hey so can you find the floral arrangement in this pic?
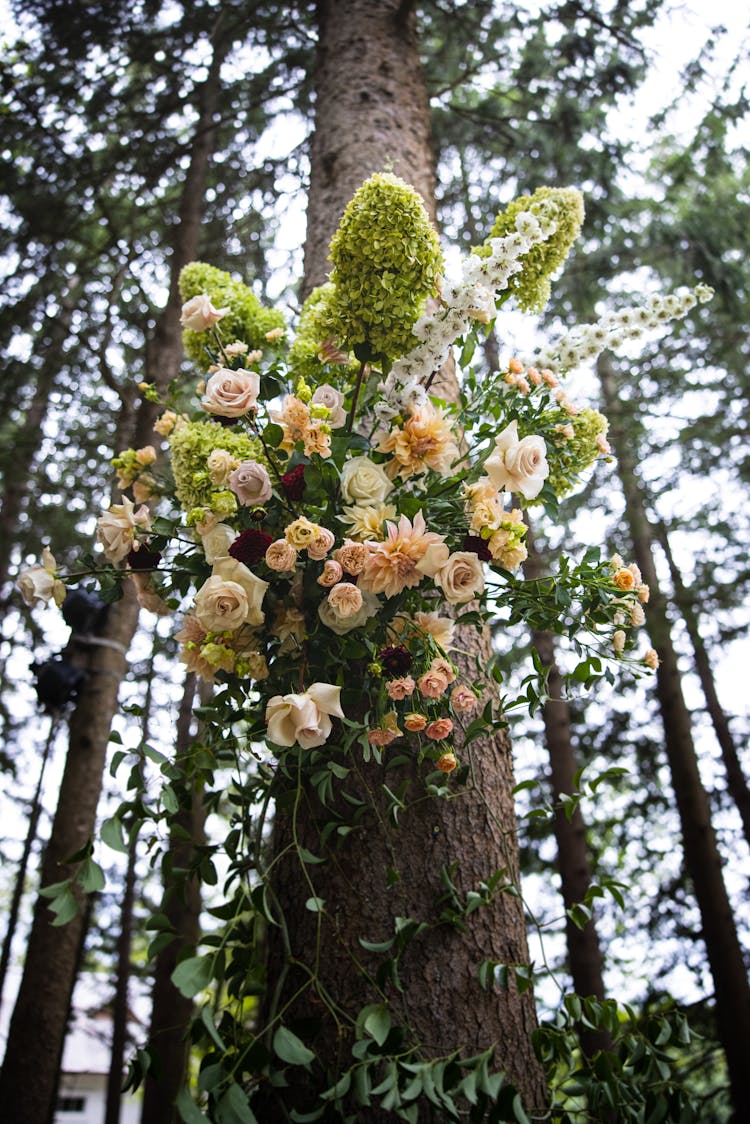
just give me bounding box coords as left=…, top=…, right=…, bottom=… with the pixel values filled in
left=18, top=172, right=712, bottom=1119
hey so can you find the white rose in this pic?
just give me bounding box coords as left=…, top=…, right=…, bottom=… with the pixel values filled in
left=193, top=576, right=249, bottom=631
left=484, top=421, right=549, bottom=499
left=435, top=551, right=486, bottom=604
left=340, top=456, right=393, bottom=506
left=18, top=547, right=66, bottom=608
left=201, top=367, right=260, bottom=418
left=213, top=556, right=268, bottom=626
left=180, top=293, right=229, bottom=332
left=265, top=682, right=344, bottom=749
left=200, top=523, right=237, bottom=564
left=318, top=589, right=380, bottom=635
left=312, top=384, right=346, bottom=428
left=96, top=496, right=151, bottom=563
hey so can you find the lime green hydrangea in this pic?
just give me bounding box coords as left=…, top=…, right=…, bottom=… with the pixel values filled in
left=169, top=418, right=265, bottom=514
left=179, top=263, right=285, bottom=371
left=477, top=187, right=584, bottom=312
left=327, top=172, right=444, bottom=362
left=547, top=407, right=608, bottom=497
left=288, top=283, right=346, bottom=377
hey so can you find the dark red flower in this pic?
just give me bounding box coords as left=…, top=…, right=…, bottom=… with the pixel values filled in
left=378, top=644, right=413, bottom=676
left=229, top=529, right=273, bottom=567
left=126, top=546, right=162, bottom=570
left=462, top=534, right=492, bottom=562
left=281, top=464, right=306, bottom=501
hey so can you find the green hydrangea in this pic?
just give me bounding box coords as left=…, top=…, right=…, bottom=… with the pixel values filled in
left=478, top=187, right=584, bottom=312
left=169, top=418, right=265, bottom=514
left=288, top=283, right=355, bottom=379
left=327, top=172, right=444, bottom=362
left=179, top=262, right=285, bottom=371
left=547, top=407, right=608, bottom=498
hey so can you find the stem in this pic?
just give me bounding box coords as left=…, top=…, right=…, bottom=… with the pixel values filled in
left=345, top=361, right=369, bottom=434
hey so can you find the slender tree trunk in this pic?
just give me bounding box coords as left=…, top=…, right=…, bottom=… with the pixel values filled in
left=141, top=674, right=207, bottom=1124
left=0, top=716, right=59, bottom=1018
left=598, top=353, right=750, bottom=1122
left=653, top=518, right=750, bottom=849
left=0, top=26, right=229, bottom=1120
left=258, top=3, right=546, bottom=1117
left=524, top=528, right=613, bottom=1058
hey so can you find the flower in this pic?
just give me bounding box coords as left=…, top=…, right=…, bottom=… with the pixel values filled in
left=340, top=456, right=394, bottom=506
left=378, top=401, right=459, bottom=480
left=411, top=611, right=455, bottom=652
left=307, top=527, right=336, bottom=561
left=326, top=582, right=363, bottom=619
left=612, top=629, right=626, bottom=653
left=644, top=648, right=660, bottom=670
left=302, top=420, right=332, bottom=458
left=97, top=496, right=151, bottom=563
left=273, top=605, right=306, bottom=651
left=318, top=590, right=380, bottom=635
left=334, top=539, right=368, bottom=575
left=265, top=540, right=298, bottom=571
left=281, top=464, right=306, bottom=501
left=484, top=421, right=549, bottom=500
left=201, top=522, right=237, bottom=564
left=265, top=682, right=344, bottom=749
left=194, top=557, right=268, bottom=631
left=339, top=502, right=397, bottom=541
left=180, top=292, right=229, bottom=331
left=436, top=752, right=458, bottom=773
left=229, top=461, right=272, bottom=506
left=312, top=384, right=346, bottom=428
left=462, top=534, right=493, bottom=562
left=206, top=449, right=238, bottom=487
left=612, top=567, right=636, bottom=591
left=450, top=685, right=479, bottom=712
left=386, top=676, right=416, bottom=700
left=130, top=572, right=171, bottom=616
left=378, top=644, right=413, bottom=675
left=229, top=529, right=273, bottom=567
left=154, top=410, right=179, bottom=436
left=17, top=547, right=66, bottom=608
left=367, top=710, right=402, bottom=747
left=425, top=718, right=454, bottom=740
left=435, top=551, right=485, bottom=604
left=404, top=712, right=428, bottom=732
left=201, top=367, right=260, bottom=418
left=418, top=665, right=452, bottom=700
left=285, top=516, right=323, bottom=551
left=359, top=511, right=448, bottom=599
left=317, top=559, right=343, bottom=587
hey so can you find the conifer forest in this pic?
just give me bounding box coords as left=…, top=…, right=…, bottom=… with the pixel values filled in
left=0, top=2, right=748, bottom=1122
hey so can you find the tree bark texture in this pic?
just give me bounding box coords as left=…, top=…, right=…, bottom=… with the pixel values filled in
left=258, top=2, right=546, bottom=1117
left=654, top=518, right=750, bottom=850
left=0, top=583, right=140, bottom=1124
left=598, top=353, right=750, bottom=1123
left=524, top=529, right=613, bottom=1058
left=141, top=674, right=207, bottom=1124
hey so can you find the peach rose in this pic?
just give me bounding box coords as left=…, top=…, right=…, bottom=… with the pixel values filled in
left=436, top=752, right=458, bottom=773
left=318, top=590, right=379, bottom=636
left=612, top=568, right=635, bottom=591
left=265, top=539, right=298, bottom=572
left=404, top=713, right=427, bottom=732
left=326, top=582, right=363, bottom=620
left=417, top=667, right=451, bottom=699
left=386, top=676, right=416, bottom=700
left=334, top=539, right=368, bottom=575
left=265, top=682, right=344, bottom=749
left=425, top=718, right=454, bottom=740
left=450, top=685, right=479, bottom=713
left=201, top=367, right=260, bottom=417
left=307, top=527, right=336, bottom=561
left=317, top=560, right=343, bottom=587
left=180, top=293, right=229, bottom=331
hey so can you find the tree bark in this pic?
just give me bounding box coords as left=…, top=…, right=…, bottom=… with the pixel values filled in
left=257, top=2, right=546, bottom=1117
left=141, top=675, right=207, bottom=1124
left=598, top=353, right=750, bottom=1123
left=524, top=528, right=613, bottom=1058
left=653, top=518, right=750, bottom=849
left=0, top=25, right=229, bottom=1120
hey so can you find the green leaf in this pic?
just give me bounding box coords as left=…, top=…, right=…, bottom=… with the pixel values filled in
left=171, top=955, right=213, bottom=998
left=101, top=816, right=128, bottom=854
left=78, top=857, right=105, bottom=893
left=363, top=1004, right=391, bottom=1046
left=49, top=886, right=79, bottom=927
left=216, top=1082, right=259, bottom=1124
left=200, top=1004, right=226, bottom=1052
left=176, top=1087, right=210, bottom=1123
left=264, top=422, right=284, bottom=447
left=305, top=896, right=325, bottom=912
left=273, top=1025, right=315, bottom=1067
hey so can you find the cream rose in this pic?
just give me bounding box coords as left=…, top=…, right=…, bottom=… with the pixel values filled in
left=340, top=456, right=394, bottom=505
left=435, top=551, right=485, bottom=604
left=326, top=582, right=363, bottom=620
left=484, top=421, right=549, bottom=499
left=18, top=548, right=66, bottom=609
left=194, top=557, right=268, bottom=631
left=180, top=293, right=230, bottom=331
left=229, top=461, right=272, bottom=506
left=318, top=589, right=379, bottom=635
left=312, top=384, right=346, bottom=428
left=96, top=496, right=151, bottom=563
left=265, top=682, right=344, bottom=749
left=207, top=449, right=238, bottom=487
left=201, top=367, right=260, bottom=418
left=200, top=523, right=236, bottom=564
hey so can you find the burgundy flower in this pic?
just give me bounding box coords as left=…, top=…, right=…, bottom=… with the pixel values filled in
left=281, top=464, right=306, bottom=501
left=126, top=546, right=162, bottom=571
left=378, top=644, right=413, bottom=676
left=229, top=529, right=273, bottom=567
left=462, top=534, right=492, bottom=562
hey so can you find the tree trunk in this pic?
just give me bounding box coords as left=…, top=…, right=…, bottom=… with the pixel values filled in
left=140, top=673, right=207, bottom=1124
left=653, top=518, right=750, bottom=849
left=524, top=528, right=613, bottom=1058
left=598, top=353, right=750, bottom=1123
left=0, top=26, right=229, bottom=1120
left=104, top=832, right=138, bottom=1124
left=257, top=2, right=546, bottom=1117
